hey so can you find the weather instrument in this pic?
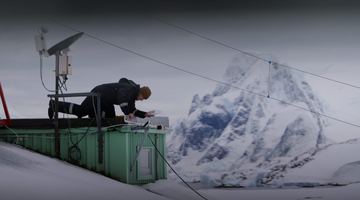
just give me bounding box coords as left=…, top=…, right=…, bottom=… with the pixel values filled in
left=34, top=28, right=84, bottom=158
left=35, top=28, right=83, bottom=77
left=34, top=28, right=104, bottom=163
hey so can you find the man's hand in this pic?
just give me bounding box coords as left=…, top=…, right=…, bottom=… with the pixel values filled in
left=126, top=113, right=136, bottom=121
left=145, top=110, right=155, bottom=117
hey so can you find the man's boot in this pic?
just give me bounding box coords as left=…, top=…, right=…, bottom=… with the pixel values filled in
left=48, top=100, right=54, bottom=119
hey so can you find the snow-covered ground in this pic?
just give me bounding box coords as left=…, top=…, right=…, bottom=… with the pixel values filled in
left=1, top=141, right=360, bottom=200
left=146, top=180, right=360, bottom=200
left=200, top=184, right=360, bottom=200
left=0, top=142, right=169, bottom=200
left=281, top=138, right=360, bottom=186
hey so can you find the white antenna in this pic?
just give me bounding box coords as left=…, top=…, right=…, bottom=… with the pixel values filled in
left=34, top=26, right=49, bottom=57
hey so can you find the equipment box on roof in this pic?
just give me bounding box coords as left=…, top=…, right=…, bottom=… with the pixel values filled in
left=0, top=117, right=168, bottom=185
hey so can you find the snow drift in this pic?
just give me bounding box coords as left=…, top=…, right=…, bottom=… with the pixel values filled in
left=331, top=161, right=360, bottom=185
left=281, top=138, right=360, bottom=186
left=0, top=142, right=169, bottom=200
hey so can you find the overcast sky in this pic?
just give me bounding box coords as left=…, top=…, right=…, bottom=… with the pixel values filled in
left=1, top=0, right=360, bottom=142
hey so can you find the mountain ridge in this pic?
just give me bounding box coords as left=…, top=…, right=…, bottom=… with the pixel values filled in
left=167, top=53, right=329, bottom=186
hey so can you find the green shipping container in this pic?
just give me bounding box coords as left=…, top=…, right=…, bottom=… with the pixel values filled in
left=0, top=118, right=168, bottom=185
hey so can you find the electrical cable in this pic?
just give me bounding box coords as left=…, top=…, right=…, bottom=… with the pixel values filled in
left=147, top=133, right=209, bottom=200
left=50, top=93, right=100, bottom=161
left=268, top=61, right=271, bottom=98
left=154, top=18, right=268, bottom=63
left=68, top=119, right=95, bottom=162
left=50, top=21, right=360, bottom=129
left=153, top=18, right=360, bottom=90
left=117, top=121, right=208, bottom=200
left=39, top=54, right=55, bottom=92
left=67, top=94, right=100, bottom=161
left=56, top=83, right=96, bottom=162
left=57, top=85, right=76, bottom=161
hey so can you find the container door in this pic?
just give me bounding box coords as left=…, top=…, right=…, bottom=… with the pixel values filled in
left=137, top=147, right=155, bottom=180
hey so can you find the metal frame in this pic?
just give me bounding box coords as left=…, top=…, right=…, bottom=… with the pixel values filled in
left=41, top=32, right=84, bottom=161
left=47, top=92, right=104, bottom=164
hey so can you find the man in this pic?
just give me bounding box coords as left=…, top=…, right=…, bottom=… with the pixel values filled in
left=48, top=78, right=154, bottom=119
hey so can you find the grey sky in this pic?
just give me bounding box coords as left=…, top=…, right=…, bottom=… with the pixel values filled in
left=1, top=2, right=360, bottom=142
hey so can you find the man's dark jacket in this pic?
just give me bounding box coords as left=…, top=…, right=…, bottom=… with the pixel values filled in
left=91, top=78, right=146, bottom=118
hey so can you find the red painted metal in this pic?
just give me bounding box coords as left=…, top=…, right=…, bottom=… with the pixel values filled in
left=0, top=82, right=11, bottom=126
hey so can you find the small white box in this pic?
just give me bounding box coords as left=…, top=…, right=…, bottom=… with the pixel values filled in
left=34, top=35, right=46, bottom=53
left=59, top=55, right=72, bottom=75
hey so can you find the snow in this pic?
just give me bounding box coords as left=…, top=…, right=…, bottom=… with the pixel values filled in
left=331, top=161, right=360, bottom=185
left=144, top=180, right=360, bottom=200
left=200, top=184, right=360, bottom=200
left=0, top=142, right=169, bottom=200
left=2, top=141, right=360, bottom=200
left=143, top=180, right=204, bottom=200
left=282, top=138, right=360, bottom=185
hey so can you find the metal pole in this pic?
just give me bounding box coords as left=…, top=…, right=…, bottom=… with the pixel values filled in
left=97, top=93, right=103, bottom=164
left=54, top=51, right=60, bottom=158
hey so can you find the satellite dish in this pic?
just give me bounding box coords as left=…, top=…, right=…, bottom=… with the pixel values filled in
left=47, top=32, right=84, bottom=56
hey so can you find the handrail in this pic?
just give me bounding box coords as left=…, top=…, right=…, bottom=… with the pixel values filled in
left=48, top=92, right=104, bottom=164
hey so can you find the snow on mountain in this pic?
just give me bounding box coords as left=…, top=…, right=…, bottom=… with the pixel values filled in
left=167, top=53, right=329, bottom=187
